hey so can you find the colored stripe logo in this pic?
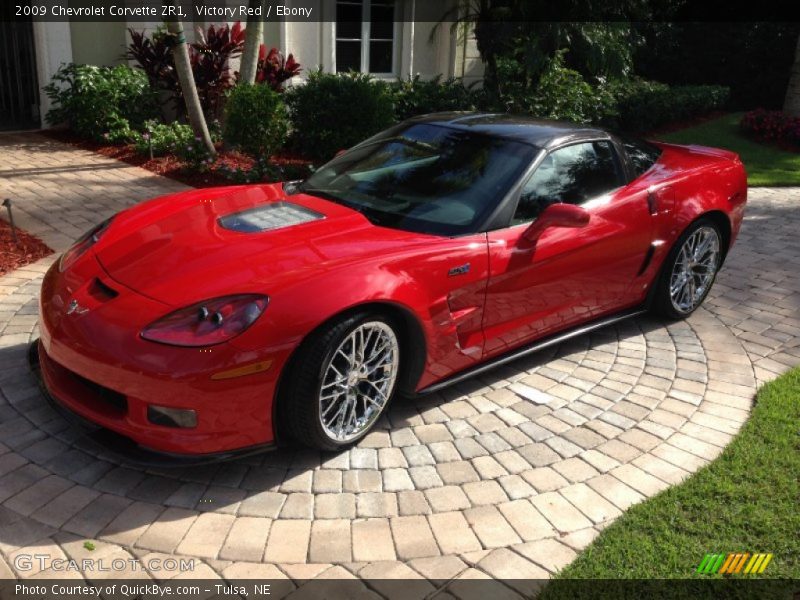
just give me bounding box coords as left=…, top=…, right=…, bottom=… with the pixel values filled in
left=696, top=553, right=773, bottom=574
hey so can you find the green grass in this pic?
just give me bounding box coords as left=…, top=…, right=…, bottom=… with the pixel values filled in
left=658, top=112, right=800, bottom=187
left=542, top=367, right=800, bottom=592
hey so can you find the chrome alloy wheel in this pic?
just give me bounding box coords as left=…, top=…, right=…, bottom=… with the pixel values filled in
left=669, top=226, right=720, bottom=314
left=318, top=321, right=399, bottom=442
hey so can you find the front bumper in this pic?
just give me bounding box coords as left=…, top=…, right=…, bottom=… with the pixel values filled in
left=30, top=340, right=274, bottom=466
left=37, top=257, right=287, bottom=456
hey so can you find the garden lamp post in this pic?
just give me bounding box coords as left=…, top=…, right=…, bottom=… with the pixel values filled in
left=2, top=199, right=18, bottom=244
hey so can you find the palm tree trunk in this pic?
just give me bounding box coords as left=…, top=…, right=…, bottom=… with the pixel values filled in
left=162, top=1, right=215, bottom=156
left=784, top=34, right=800, bottom=117
left=239, top=0, right=264, bottom=85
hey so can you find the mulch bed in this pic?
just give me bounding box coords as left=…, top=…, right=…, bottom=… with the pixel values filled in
left=42, top=129, right=311, bottom=189
left=0, top=219, right=53, bottom=277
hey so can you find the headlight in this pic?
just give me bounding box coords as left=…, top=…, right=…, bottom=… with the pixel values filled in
left=141, top=294, right=269, bottom=347
left=59, top=217, right=113, bottom=272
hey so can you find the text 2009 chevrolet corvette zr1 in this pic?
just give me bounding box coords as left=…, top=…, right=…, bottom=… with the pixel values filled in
left=36, top=113, right=747, bottom=455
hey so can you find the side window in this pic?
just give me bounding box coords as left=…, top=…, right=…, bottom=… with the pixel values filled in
left=512, top=141, right=623, bottom=225
left=620, top=136, right=662, bottom=179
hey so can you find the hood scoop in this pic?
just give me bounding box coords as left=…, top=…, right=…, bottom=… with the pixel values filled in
left=218, top=201, right=324, bottom=233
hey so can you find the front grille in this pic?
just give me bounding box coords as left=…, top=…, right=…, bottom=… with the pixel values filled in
left=71, top=370, right=128, bottom=413
left=43, top=351, right=128, bottom=416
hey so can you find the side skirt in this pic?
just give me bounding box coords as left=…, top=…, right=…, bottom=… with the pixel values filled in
left=418, top=307, right=648, bottom=395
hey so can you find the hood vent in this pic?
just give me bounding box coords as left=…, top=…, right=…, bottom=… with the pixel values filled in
left=218, top=202, right=324, bottom=233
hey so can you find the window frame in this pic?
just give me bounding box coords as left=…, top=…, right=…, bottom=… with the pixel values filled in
left=507, top=138, right=627, bottom=228
left=334, top=0, right=399, bottom=76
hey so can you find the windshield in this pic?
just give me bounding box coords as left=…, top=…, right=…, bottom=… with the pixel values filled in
left=294, top=123, right=538, bottom=236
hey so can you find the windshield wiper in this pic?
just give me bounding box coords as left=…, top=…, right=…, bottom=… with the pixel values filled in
left=298, top=187, right=347, bottom=205
left=300, top=187, right=372, bottom=215
left=299, top=186, right=392, bottom=226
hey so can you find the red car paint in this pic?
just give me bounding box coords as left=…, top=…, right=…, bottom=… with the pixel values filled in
left=37, top=130, right=747, bottom=456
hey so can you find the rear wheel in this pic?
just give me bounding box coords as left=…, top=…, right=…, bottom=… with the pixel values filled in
left=652, top=219, right=722, bottom=319
left=282, top=312, right=401, bottom=451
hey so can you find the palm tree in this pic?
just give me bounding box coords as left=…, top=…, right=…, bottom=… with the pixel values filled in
left=239, top=0, right=265, bottom=85
left=784, top=34, right=800, bottom=117
left=162, top=0, right=215, bottom=156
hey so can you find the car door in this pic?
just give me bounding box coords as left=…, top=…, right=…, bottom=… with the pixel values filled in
left=482, top=139, right=653, bottom=356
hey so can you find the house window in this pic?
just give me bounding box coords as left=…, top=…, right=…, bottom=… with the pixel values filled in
left=335, top=0, right=396, bottom=74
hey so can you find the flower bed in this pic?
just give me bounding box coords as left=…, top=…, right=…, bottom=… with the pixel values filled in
left=740, top=109, right=800, bottom=150
left=43, top=129, right=312, bottom=189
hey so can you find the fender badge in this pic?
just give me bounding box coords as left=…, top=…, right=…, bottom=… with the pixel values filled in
left=448, top=263, right=471, bottom=277
left=66, top=299, right=88, bottom=315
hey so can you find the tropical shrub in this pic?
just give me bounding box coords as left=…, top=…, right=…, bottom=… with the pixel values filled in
left=494, top=52, right=618, bottom=125
left=127, top=23, right=245, bottom=119
left=286, top=70, right=395, bottom=162
left=740, top=109, right=800, bottom=144
left=44, top=63, right=158, bottom=142
left=609, top=79, right=729, bottom=132
left=223, top=84, right=289, bottom=157
left=255, top=45, right=302, bottom=91
left=390, top=75, right=478, bottom=121
left=133, top=120, right=194, bottom=156
left=191, top=22, right=246, bottom=117
left=126, top=28, right=173, bottom=91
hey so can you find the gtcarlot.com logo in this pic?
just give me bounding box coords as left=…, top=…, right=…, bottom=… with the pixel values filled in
left=13, top=554, right=195, bottom=573
left=696, top=552, right=773, bottom=575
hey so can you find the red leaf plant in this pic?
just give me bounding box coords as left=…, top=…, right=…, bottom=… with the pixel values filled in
left=254, top=44, right=302, bottom=91
left=127, top=22, right=245, bottom=119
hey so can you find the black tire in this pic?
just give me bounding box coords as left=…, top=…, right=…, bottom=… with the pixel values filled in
left=651, top=218, right=723, bottom=320
left=280, top=311, right=401, bottom=451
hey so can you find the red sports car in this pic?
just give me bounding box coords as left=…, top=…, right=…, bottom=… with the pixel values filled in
left=35, top=114, right=747, bottom=457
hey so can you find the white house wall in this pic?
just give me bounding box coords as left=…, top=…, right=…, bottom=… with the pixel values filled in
left=33, top=0, right=483, bottom=125
left=453, top=24, right=484, bottom=86
left=32, top=21, right=73, bottom=124
left=70, top=21, right=127, bottom=67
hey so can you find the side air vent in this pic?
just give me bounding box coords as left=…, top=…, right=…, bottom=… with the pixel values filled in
left=637, top=243, right=657, bottom=276
left=218, top=202, right=324, bottom=233
left=88, top=278, right=119, bottom=302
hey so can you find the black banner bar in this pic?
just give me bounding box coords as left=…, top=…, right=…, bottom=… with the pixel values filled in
left=3, top=578, right=799, bottom=600
left=4, top=0, right=800, bottom=23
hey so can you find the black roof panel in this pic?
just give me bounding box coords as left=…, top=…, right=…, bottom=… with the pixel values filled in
left=408, top=112, right=611, bottom=148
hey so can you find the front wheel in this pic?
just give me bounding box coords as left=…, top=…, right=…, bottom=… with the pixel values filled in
left=281, top=313, right=401, bottom=451
left=652, top=219, right=722, bottom=319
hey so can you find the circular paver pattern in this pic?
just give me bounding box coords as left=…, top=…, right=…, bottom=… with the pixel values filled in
left=1, top=135, right=799, bottom=591
left=2, top=276, right=752, bottom=577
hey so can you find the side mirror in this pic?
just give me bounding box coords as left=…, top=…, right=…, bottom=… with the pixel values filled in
left=522, top=203, right=590, bottom=242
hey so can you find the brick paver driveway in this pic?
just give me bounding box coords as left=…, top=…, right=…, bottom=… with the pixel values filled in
left=1, top=133, right=799, bottom=592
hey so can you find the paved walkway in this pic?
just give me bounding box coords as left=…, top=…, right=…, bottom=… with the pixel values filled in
left=1, top=133, right=799, bottom=593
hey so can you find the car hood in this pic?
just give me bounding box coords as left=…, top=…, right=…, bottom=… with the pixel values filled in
left=95, top=183, right=430, bottom=306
